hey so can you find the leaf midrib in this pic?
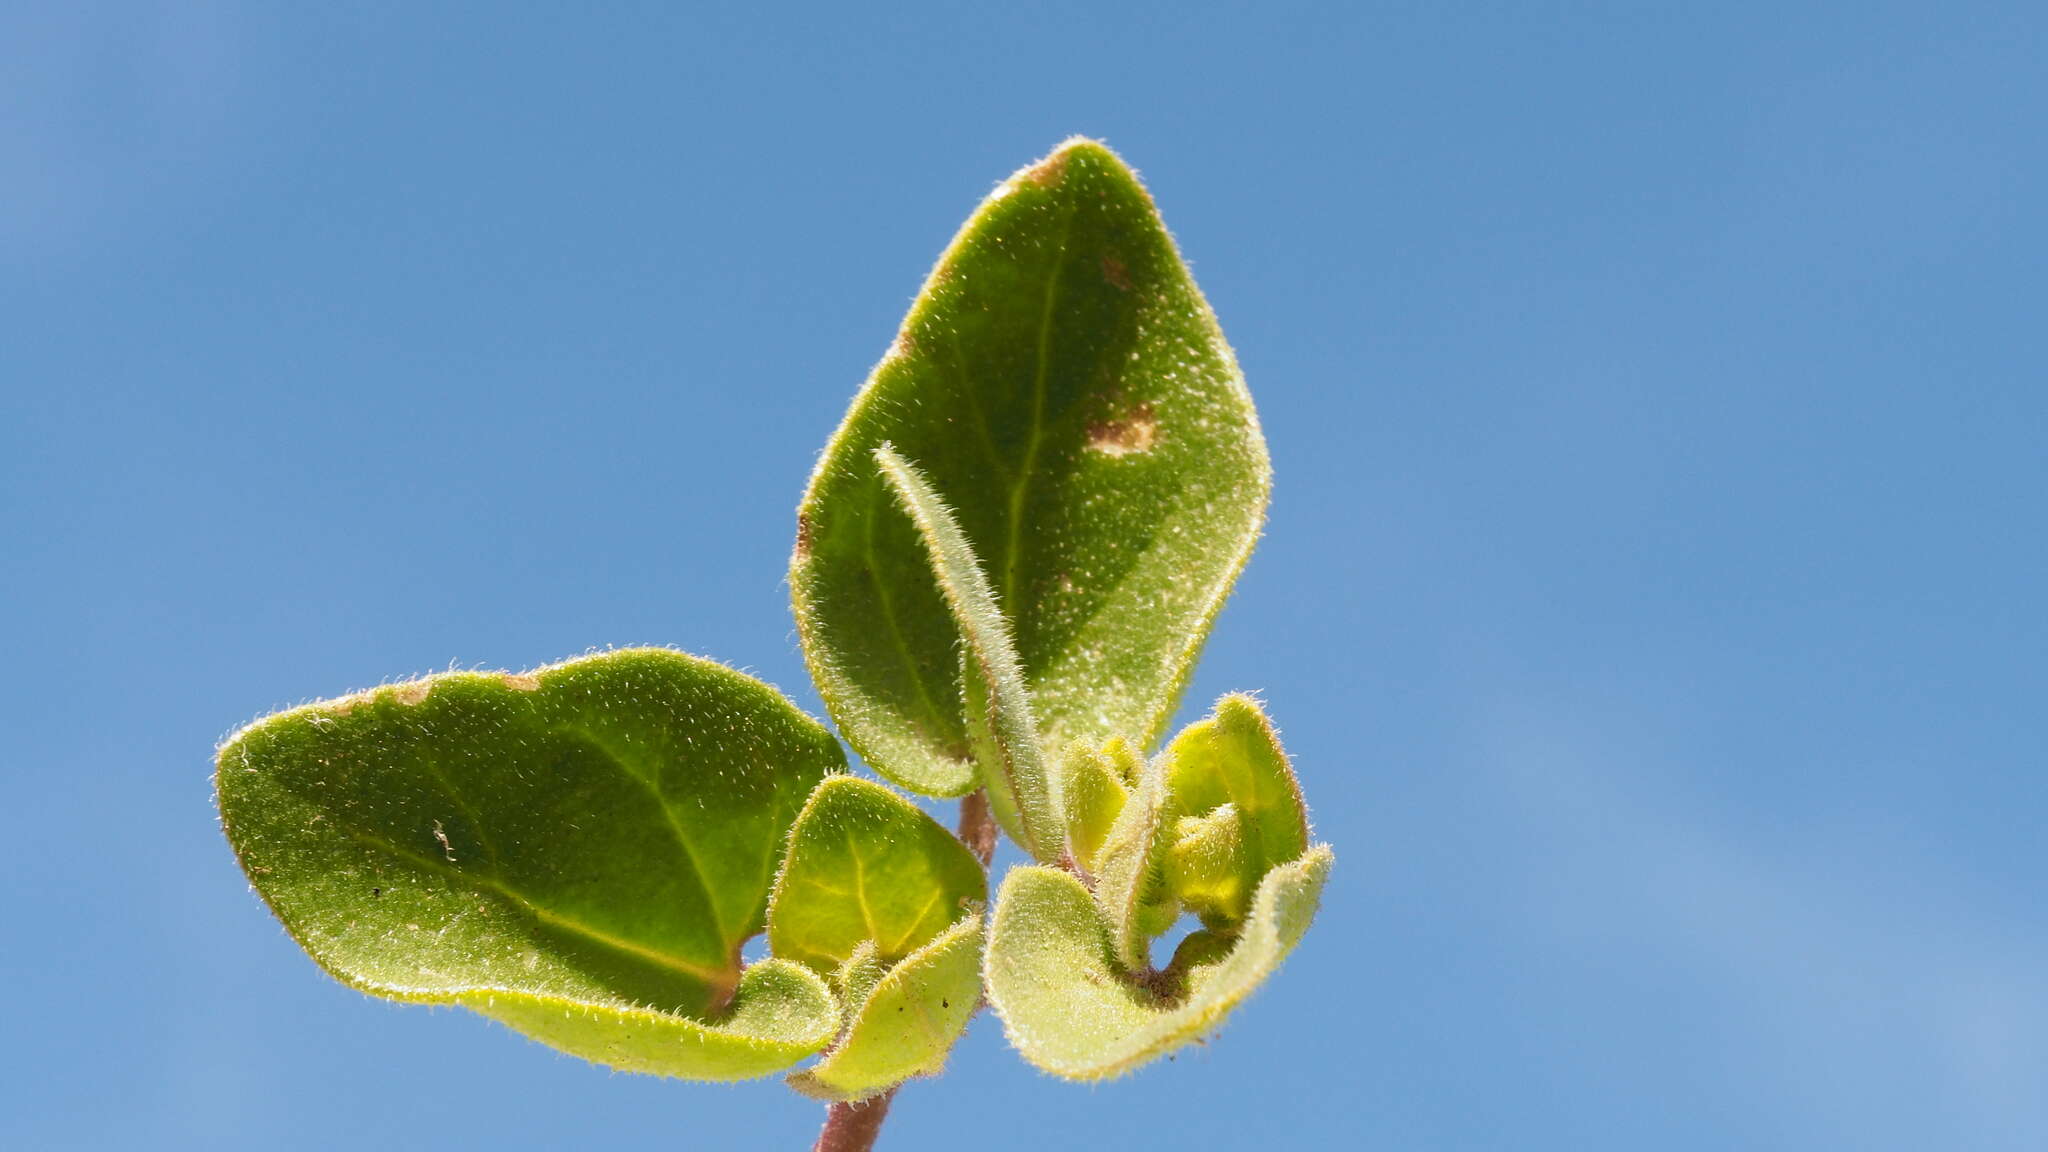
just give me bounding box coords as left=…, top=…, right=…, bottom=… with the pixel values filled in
left=555, top=721, right=739, bottom=944
left=1000, top=201, right=1079, bottom=615
left=340, top=827, right=730, bottom=987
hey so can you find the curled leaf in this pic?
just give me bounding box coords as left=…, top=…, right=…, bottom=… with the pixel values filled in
left=984, top=846, right=1334, bottom=1080
left=1054, top=740, right=1131, bottom=874
left=1161, top=695, right=1310, bottom=929
left=788, top=916, right=984, bottom=1102
left=768, top=775, right=987, bottom=1100
left=1164, top=803, right=1251, bottom=925
left=1090, top=744, right=1179, bottom=971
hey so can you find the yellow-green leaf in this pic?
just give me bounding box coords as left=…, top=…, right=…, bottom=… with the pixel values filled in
left=983, top=846, right=1333, bottom=1081
left=767, top=775, right=986, bottom=973
left=787, top=916, right=984, bottom=1102
left=1161, top=695, right=1310, bottom=928
left=1091, top=744, right=1179, bottom=971
left=1054, top=740, right=1131, bottom=874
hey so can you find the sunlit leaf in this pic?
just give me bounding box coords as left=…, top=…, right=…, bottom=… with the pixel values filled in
left=873, top=445, right=1058, bottom=860
left=787, top=916, right=984, bottom=1102
left=1161, top=695, right=1310, bottom=928
left=215, top=648, right=842, bottom=1080
left=768, top=775, right=986, bottom=1100
left=1054, top=740, right=1131, bottom=874
left=983, top=846, right=1333, bottom=1081
left=792, top=137, right=1269, bottom=799
left=767, top=775, right=986, bottom=973
left=1090, top=744, right=1179, bottom=970
left=1164, top=803, right=1249, bottom=925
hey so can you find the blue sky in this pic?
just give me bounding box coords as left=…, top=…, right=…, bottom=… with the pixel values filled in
left=4, top=3, right=2044, bottom=1148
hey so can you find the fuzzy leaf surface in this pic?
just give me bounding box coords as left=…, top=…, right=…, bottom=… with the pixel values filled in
left=984, top=846, right=1333, bottom=1080
left=767, top=775, right=986, bottom=973
left=788, top=915, right=984, bottom=1102
left=215, top=648, right=842, bottom=1079
left=1055, top=741, right=1131, bottom=874
left=1091, top=744, right=1178, bottom=970
left=1162, top=695, right=1310, bottom=926
left=792, top=137, right=1269, bottom=798
left=873, top=445, right=1058, bottom=859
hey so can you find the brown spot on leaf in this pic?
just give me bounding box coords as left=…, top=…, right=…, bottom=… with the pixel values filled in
left=1086, top=404, right=1159, bottom=457
left=500, top=673, right=539, bottom=692
left=393, top=682, right=432, bottom=705
left=795, top=512, right=815, bottom=562
left=1101, top=254, right=1131, bottom=291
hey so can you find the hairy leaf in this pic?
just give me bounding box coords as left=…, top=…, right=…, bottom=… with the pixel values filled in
left=792, top=137, right=1269, bottom=799
left=787, top=916, right=984, bottom=1102
left=983, top=846, right=1333, bottom=1081
left=215, top=648, right=843, bottom=1080
left=874, top=445, right=1058, bottom=860
left=1054, top=740, right=1131, bottom=874
left=1164, top=803, right=1250, bottom=925
left=1091, top=744, right=1179, bottom=970
left=1161, top=695, right=1309, bottom=927
left=767, top=775, right=986, bottom=973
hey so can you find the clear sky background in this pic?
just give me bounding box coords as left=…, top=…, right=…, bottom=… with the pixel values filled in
left=5, top=3, right=2044, bottom=1149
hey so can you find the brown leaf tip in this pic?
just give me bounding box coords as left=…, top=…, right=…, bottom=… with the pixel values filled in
left=1021, top=149, right=1070, bottom=189
left=795, top=511, right=816, bottom=562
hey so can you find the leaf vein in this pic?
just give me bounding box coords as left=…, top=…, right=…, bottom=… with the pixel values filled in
left=1001, top=201, right=1080, bottom=611
left=338, top=827, right=728, bottom=986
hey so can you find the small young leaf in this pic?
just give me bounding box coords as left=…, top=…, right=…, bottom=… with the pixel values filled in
left=767, top=774, right=986, bottom=973
left=1161, top=695, right=1310, bottom=928
left=983, top=846, right=1334, bottom=1081
left=832, top=940, right=888, bottom=1010
left=1054, top=741, right=1131, bottom=874
left=787, top=916, right=984, bottom=1102
left=792, top=137, right=1270, bottom=799
left=1090, top=744, right=1179, bottom=971
left=215, top=648, right=843, bottom=1080
left=874, top=444, right=1058, bottom=861
left=1164, top=803, right=1251, bottom=925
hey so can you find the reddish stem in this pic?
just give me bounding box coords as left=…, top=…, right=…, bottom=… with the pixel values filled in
left=812, top=1089, right=897, bottom=1152
left=956, top=788, right=997, bottom=866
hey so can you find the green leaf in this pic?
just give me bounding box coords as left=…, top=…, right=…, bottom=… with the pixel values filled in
left=1053, top=740, right=1131, bottom=874
left=831, top=940, right=889, bottom=1010
left=768, top=775, right=986, bottom=1100
left=1161, top=695, right=1310, bottom=928
left=1164, top=803, right=1250, bottom=925
left=476, top=958, right=838, bottom=1080
left=983, top=846, right=1334, bottom=1081
left=215, top=648, right=843, bottom=1080
left=873, top=444, right=1060, bottom=860
left=767, top=774, right=986, bottom=973
left=792, top=137, right=1270, bottom=799
left=787, top=915, right=984, bottom=1102
left=1090, top=743, right=1179, bottom=971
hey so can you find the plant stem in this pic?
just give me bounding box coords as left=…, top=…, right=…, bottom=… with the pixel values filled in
left=957, top=788, right=997, bottom=866
left=813, top=1089, right=897, bottom=1152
